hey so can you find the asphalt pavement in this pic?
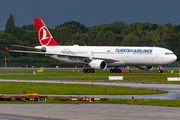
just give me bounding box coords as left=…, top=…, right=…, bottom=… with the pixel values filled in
left=0, top=104, right=180, bottom=120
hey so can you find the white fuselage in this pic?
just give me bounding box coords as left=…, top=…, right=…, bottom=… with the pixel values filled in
left=36, top=45, right=177, bottom=67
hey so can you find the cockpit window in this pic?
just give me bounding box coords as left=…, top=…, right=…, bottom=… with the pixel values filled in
left=165, top=52, right=174, bottom=55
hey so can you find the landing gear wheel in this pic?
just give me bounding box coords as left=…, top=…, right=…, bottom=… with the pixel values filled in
left=91, top=69, right=95, bottom=73
left=83, top=69, right=87, bottom=73
left=110, top=69, right=114, bottom=73
left=158, top=69, right=163, bottom=73
left=117, top=69, right=121, bottom=73
left=87, top=69, right=91, bottom=73
left=114, top=69, right=118, bottom=73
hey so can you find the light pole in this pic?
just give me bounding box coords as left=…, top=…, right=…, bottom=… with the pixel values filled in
left=5, top=56, right=6, bottom=67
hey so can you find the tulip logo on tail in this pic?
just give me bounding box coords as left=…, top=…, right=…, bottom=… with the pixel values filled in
left=38, top=26, right=51, bottom=46
left=34, top=18, right=60, bottom=46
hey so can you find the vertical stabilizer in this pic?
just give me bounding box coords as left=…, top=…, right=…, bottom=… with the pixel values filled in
left=34, top=18, right=60, bottom=46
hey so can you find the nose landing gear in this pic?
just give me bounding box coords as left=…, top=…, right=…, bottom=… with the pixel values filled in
left=158, top=69, right=163, bottom=73
left=157, top=66, right=163, bottom=73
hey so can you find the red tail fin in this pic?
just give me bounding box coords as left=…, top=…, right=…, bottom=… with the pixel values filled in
left=34, top=18, right=61, bottom=46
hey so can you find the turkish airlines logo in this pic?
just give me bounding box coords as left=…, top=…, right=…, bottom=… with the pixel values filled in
left=38, top=26, right=51, bottom=46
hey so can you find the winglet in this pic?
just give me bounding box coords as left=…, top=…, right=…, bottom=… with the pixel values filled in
left=3, top=46, right=11, bottom=51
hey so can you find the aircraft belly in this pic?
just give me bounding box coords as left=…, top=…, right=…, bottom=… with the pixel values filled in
left=152, top=58, right=169, bottom=65
left=121, top=54, right=153, bottom=66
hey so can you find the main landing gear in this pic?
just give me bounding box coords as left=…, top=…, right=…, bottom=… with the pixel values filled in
left=83, top=68, right=95, bottom=73
left=109, top=68, right=121, bottom=73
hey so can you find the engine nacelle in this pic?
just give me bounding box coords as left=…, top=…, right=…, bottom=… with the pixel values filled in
left=88, top=60, right=107, bottom=70
left=136, top=66, right=153, bottom=71
left=41, top=47, right=46, bottom=52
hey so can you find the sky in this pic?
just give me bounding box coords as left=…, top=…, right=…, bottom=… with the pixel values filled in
left=0, top=0, right=180, bottom=30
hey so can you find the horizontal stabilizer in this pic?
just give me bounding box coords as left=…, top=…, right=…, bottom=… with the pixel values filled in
left=3, top=46, right=11, bottom=51
left=11, top=45, right=40, bottom=50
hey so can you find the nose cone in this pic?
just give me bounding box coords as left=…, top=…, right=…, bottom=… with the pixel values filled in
left=173, top=54, right=177, bottom=62
left=165, top=54, right=177, bottom=64
left=169, top=54, right=177, bottom=63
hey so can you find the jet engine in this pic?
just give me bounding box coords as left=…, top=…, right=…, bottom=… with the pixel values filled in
left=40, top=47, right=46, bottom=52
left=88, top=60, right=107, bottom=70
left=136, top=66, right=153, bottom=70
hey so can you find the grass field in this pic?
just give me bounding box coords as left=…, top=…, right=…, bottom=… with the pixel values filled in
left=0, top=69, right=179, bottom=106
left=0, top=69, right=168, bottom=95
left=0, top=69, right=180, bottom=84
left=0, top=82, right=167, bottom=95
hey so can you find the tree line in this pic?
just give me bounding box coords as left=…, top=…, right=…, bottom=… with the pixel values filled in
left=0, top=14, right=180, bottom=67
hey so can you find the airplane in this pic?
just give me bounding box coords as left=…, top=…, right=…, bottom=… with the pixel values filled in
left=3, top=18, right=177, bottom=73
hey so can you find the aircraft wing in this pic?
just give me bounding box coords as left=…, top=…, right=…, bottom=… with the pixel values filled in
left=3, top=46, right=119, bottom=63
left=3, top=45, right=89, bottom=57
left=11, top=45, right=40, bottom=50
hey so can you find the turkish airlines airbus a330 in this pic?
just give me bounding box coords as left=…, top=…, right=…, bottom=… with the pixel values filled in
left=3, top=18, right=177, bottom=73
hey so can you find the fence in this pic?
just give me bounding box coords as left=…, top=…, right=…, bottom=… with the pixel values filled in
left=0, top=63, right=50, bottom=68
left=163, top=62, right=180, bottom=67
left=0, top=62, right=179, bottom=68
